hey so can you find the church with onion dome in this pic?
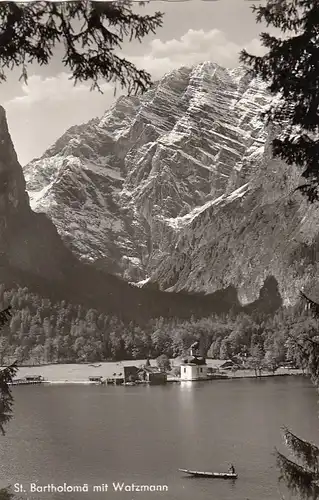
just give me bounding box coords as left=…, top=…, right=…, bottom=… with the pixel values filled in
left=180, top=341, right=209, bottom=381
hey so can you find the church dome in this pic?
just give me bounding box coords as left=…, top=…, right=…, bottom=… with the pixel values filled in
left=182, top=355, right=206, bottom=365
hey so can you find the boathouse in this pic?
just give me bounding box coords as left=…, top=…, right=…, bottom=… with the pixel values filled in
left=180, top=341, right=209, bottom=381
left=138, top=366, right=167, bottom=385
left=123, top=366, right=139, bottom=384
left=122, top=365, right=167, bottom=385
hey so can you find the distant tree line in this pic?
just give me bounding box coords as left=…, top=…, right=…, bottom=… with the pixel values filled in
left=0, top=283, right=311, bottom=369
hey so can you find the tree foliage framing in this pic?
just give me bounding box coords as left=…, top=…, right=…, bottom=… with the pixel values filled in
left=0, top=306, right=18, bottom=500
left=240, top=0, right=319, bottom=203
left=0, top=306, right=17, bottom=436
left=0, top=1, right=163, bottom=94
left=273, top=292, right=319, bottom=499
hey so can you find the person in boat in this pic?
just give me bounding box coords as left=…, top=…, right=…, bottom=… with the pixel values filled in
left=228, top=463, right=235, bottom=474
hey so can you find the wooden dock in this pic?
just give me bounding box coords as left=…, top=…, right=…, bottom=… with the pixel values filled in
left=10, top=375, right=45, bottom=386
left=10, top=379, right=45, bottom=386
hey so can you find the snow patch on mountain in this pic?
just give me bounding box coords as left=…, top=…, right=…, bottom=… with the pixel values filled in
left=165, top=183, right=250, bottom=231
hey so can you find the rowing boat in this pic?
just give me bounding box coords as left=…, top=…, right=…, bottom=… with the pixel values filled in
left=178, top=468, right=238, bottom=479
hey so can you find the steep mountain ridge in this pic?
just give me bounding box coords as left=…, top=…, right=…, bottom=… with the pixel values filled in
left=2, top=104, right=279, bottom=321
left=23, top=61, right=319, bottom=306
left=24, top=62, right=272, bottom=281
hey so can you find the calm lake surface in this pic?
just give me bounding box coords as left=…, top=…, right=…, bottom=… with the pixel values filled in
left=0, top=376, right=318, bottom=500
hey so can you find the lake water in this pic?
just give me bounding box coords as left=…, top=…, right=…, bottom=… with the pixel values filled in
left=0, top=376, right=318, bottom=500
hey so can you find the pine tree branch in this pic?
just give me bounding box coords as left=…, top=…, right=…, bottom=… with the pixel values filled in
left=282, top=426, right=319, bottom=472
left=276, top=449, right=319, bottom=499
left=240, top=0, right=319, bottom=203
left=0, top=361, right=18, bottom=435
left=300, top=292, right=319, bottom=316
left=0, top=1, right=164, bottom=94
left=253, top=0, right=301, bottom=33
left=0, top=488, right=14, bottom=500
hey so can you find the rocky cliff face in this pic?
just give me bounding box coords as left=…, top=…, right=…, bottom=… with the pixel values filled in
left=0, top=106, right=76, bottom=281
left=151, top=153, right=319, bottom=306
left=24, top=63, right=271, bottom=280
left=3, top=103, right=265, bottom=321
left=23, top=61, right=319, bottom=307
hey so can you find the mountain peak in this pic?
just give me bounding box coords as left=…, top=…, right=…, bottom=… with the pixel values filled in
left=0, top=105, right=6, bottom=120
left=22, top=62, right=272, bottom=278
left=0, top=105, right=29, bottom=214
left=22, top=62, right=319, bottom=306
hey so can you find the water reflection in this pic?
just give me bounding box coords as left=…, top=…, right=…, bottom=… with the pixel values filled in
left=180, top=381, right=194, bottom=390
left=177, top=381, right=196, bottom=429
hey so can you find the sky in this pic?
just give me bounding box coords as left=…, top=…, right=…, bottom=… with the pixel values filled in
left=1, top=0, right=269, bottom=166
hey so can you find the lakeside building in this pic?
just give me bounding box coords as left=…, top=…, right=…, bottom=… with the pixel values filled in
left=180, top=342, right=209, bottom=381
left=138, top=366, right=167, bottom=385
left=123, top=365, right=167, bottom=385
left=123, top=366, right=139, bottom=384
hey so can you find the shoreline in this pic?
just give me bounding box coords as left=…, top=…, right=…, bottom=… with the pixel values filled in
left=9, top=366, right=304, bottom=386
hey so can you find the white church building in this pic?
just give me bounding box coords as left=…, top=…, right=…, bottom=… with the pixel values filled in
left=180, top=342, right=209, bottom=381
